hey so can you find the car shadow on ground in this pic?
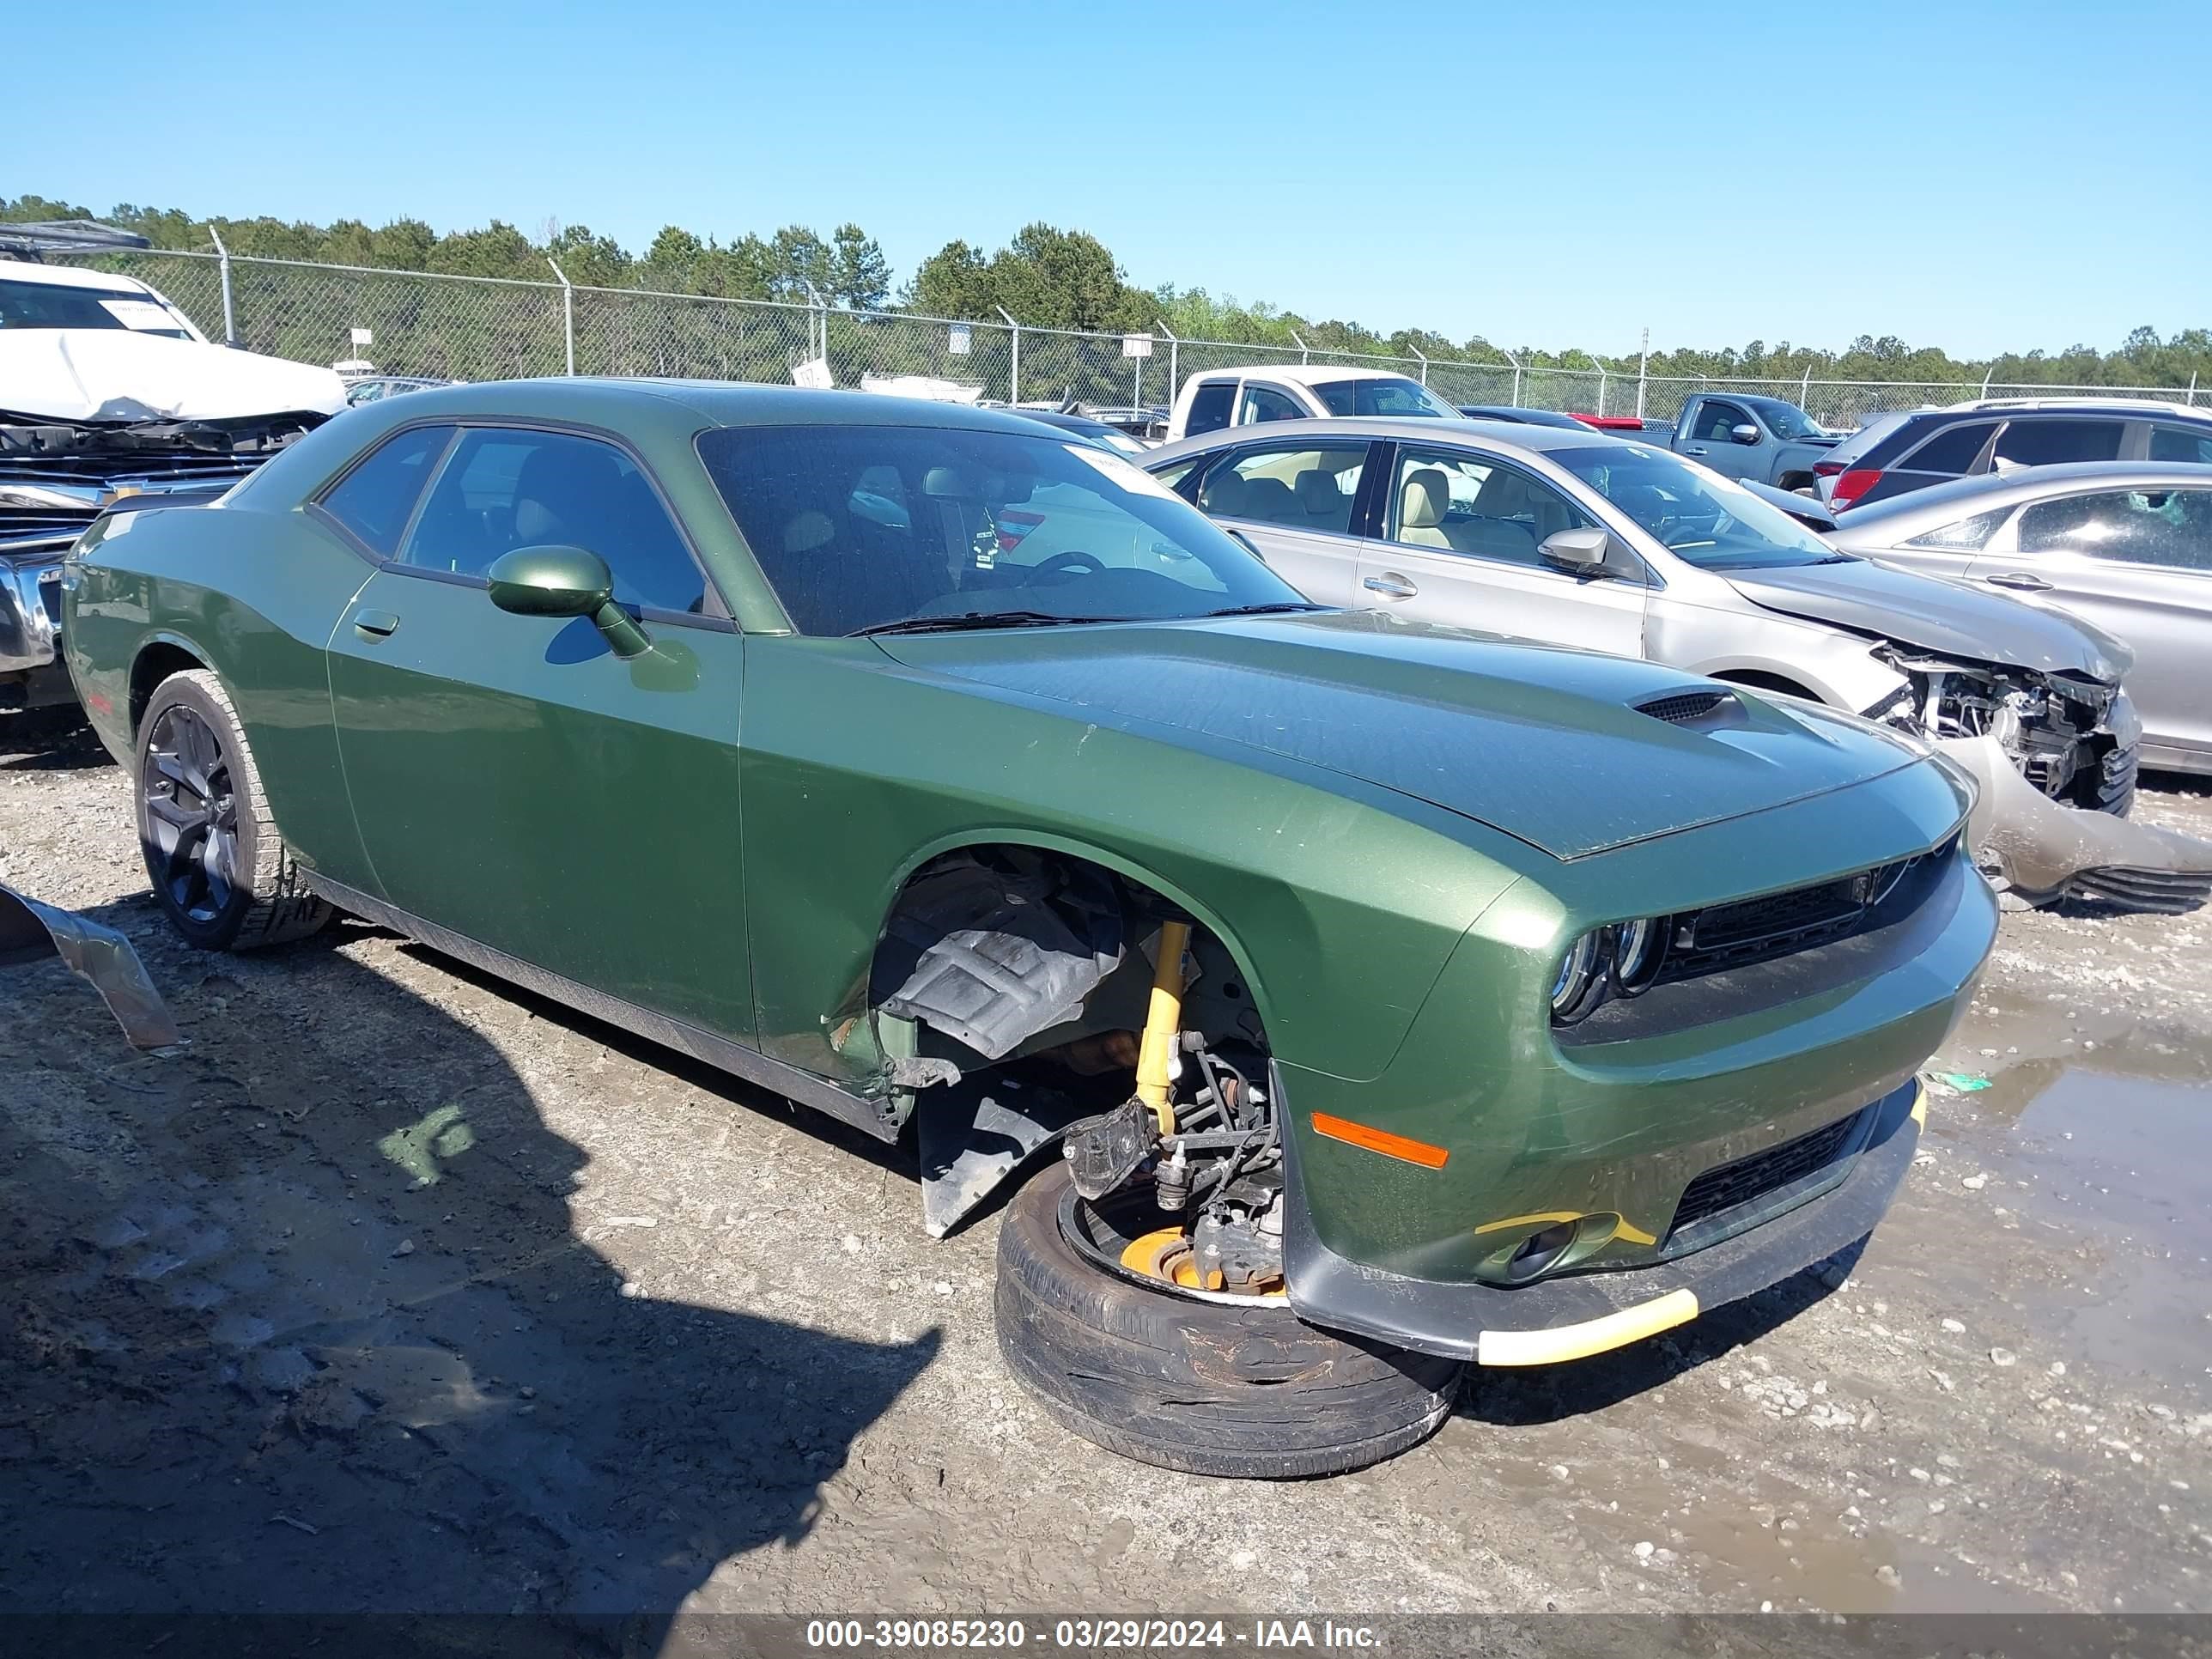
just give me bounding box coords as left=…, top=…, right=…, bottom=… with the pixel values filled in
left=1460, top=1238, right=1864, bottom=1425
left=0, top=897, right=939, bottom=1644
left=0, top=716, right=107, bottom=773
left=378, top=928, right=918, bottom=1181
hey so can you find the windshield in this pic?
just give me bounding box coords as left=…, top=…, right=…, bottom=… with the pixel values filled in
left=1315, top=376, right=1458, bottom=419
left=1554, top=443, right=1843, bottom=569
left=1747, top=398, right=1826, bottom=441
left=0, top=275, right=196, bottom=339
left=696, top=423, right=1311, bottom=635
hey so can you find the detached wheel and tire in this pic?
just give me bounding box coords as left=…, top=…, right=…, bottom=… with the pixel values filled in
left=136, top=670, right=331, bottom=951
left=995, top=1163, right=1463, bottom=1479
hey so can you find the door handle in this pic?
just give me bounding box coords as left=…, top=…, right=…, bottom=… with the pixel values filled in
left=350, top=608, right=401, bottom=639
left=1682, top=445, right=1707, bottom=456
left=1363, top=574, right=1419, bottom=599
left=1983, top=572, right=2052, bottom=592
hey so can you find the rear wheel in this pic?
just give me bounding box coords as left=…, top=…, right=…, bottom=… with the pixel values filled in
left=135, top=670, right=331, bottom=951
left=995, top=1162, right=1464, bottom=1479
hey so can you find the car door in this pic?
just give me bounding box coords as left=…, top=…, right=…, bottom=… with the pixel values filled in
left=324, top=422, right=756, bottom=1041
left=1353, top=442, right=1647, bottom=656
left=1190, top=439, right=1375, bottom=607
left=1969, top=485, right=2212, bottom=765
left=1678, top=399, right=1758, bottom=480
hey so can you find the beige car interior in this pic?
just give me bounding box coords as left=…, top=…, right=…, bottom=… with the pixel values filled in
left=1394, top=456, right=1585, bottom=564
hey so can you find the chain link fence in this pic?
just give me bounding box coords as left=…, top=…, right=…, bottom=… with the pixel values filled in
left=54, top=246, right=2203, bottom=428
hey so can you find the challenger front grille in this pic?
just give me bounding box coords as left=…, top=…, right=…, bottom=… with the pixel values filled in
left=1662, top=852, right=1923, bottom=980
left=1662, top=1103, right=1876, bottom=1255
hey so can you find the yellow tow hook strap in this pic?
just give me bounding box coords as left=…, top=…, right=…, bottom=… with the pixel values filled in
left=1134, top=920, right=1191, bottom=1137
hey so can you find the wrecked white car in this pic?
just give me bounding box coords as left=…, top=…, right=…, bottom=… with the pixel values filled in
left=0, top=252, right=345, bottom=719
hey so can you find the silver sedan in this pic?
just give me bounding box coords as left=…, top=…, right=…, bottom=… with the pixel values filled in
left=1145, top=417, right=2143, bottom=817
left=1823, top=460, right=2212, bottom=775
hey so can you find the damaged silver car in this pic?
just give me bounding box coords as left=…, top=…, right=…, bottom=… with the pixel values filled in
left=1149, top=418, right=2171, bottom=900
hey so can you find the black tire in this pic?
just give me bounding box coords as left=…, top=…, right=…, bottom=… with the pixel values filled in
left=994, top=1163, right=1464, bottom=1479
left=135, top=669, right=332, bottom=951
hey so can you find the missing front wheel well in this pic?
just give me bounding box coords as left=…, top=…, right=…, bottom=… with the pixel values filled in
left=866, top=846, right=1269, bottom=1237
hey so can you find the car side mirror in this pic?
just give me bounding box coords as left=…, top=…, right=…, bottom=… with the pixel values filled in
left=1730, top=422, right=1761, bottom=445
left=486, top=544, right=650, bottom=658
left=1539, top=526, right=1615, bottom=579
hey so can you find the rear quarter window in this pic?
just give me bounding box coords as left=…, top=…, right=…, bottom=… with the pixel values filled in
left=317, top=424, right=454, bottom=556
left=1183, top=381, right=1235, bottom=436
left=1902, top=420, right=1996, bottom=476
left=1903, top=507, right=2008, bottom=550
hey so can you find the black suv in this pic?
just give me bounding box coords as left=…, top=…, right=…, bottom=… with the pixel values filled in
left=1820, top=398, right=2212, bottom=512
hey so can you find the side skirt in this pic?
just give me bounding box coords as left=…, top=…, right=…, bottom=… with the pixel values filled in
left=301, top=872, right=899, bottom=1144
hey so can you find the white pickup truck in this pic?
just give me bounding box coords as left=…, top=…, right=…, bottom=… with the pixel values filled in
left=1, top=256, right=346, bottom=718
left=1164, top=362, right=1463, bottom=442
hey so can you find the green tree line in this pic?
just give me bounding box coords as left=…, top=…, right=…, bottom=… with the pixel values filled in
left=7, top=192, right=2207, bottom=391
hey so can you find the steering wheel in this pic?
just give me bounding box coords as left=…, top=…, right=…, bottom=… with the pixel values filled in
left=1031, top=550, right=1106, bottom=584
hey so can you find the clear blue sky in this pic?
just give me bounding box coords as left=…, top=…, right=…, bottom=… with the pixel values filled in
left=15, top=0, right=2209, bottom=357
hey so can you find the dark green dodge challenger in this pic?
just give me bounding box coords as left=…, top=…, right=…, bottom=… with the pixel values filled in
left=62, top=381, right=1994, bottom=1477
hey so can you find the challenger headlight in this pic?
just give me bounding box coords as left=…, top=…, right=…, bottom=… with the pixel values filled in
left=1551, top=916, right=1673, bottom=1025
left=1550, top=931, right=1606, bottom=1023
left=1609, top=915, right=1668, bottom=995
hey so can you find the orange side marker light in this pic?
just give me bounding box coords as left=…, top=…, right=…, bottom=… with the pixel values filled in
left=1311, top=1112, right=1449, bottom=1170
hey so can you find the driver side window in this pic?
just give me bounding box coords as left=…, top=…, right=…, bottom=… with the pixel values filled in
left=1692, top=402, right=1750, bottom=442
left=399, top=428, right=708, bottom=615
left=1237, top=383, right=1307, bottom=425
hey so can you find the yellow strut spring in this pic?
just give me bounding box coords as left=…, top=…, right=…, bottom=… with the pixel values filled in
left=1133, top=919, right=1190, bottom=1136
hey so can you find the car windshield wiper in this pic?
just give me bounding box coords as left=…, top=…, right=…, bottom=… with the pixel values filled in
left=1196, top=602, right=1329, bottom=618
left=849, top=611, right=1133, bottom=638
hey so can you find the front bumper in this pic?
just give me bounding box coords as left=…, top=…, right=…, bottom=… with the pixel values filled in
left=1282, top=1076, right=1923, bottom=1364
left=0, top=551, right=66, bottom=686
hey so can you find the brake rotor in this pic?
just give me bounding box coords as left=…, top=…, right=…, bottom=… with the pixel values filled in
left=1118, top=1226, right=1285, bottom=1297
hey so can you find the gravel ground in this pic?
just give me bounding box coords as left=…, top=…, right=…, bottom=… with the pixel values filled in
left=3, top=718, right=2209, bottom=1626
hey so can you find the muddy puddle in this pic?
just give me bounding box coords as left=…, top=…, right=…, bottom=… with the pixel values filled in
left=1923, top=988, right=2212, bottom=1393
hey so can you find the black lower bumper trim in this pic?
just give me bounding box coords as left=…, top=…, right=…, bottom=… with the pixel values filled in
left=1279, top=1073, right=1922, bottom=1363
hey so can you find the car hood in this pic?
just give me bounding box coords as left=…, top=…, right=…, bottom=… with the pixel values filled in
left=0, top=329, right=347, bottom=423
left=874, top=611, right=1925, bottom=860
left=1724, top=557, right=2131, bottom=682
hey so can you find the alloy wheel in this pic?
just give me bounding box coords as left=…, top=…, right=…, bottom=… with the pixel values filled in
left=143, top=704, right=240, bottom=924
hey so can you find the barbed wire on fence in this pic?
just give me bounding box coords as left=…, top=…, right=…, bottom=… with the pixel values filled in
left=53, top=246, right=2203, bottom=427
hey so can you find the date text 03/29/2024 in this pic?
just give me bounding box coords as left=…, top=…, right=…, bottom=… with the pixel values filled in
left=803, top=1619, right=1382, bottom=1650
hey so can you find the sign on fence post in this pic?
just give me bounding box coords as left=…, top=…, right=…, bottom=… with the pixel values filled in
left=338, top=326, right=374, bottom=374
left=948, top=324, right=971, bottom=357
left=1123, top=333, right=1153, bottom=410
